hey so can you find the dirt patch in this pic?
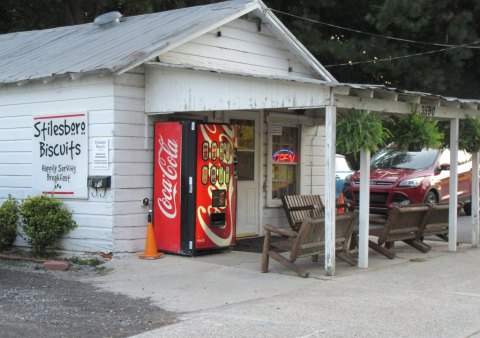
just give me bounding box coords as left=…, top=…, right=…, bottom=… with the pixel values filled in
left=0, top=258, right=178, bottom=338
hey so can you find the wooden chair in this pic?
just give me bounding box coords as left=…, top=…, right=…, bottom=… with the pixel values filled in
left=368, top=205, right=431, bottom=259
left=261, top=213, right=358, bottom=278
left=420, top=202, right=463, bottom=241
left=281, top=195, right=352, bottom=232
left=281, top=195, right=325, bottom=232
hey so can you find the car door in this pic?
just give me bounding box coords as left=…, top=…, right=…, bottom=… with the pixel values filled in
left=457, top=150, right=472, bottom=200
left=436, top=149, right=452, bottom=202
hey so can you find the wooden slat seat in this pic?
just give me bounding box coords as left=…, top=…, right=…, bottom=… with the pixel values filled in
left=420, top=202, right=463, bottom=240
left=368, top=205, right=431, bottom=259
left=261, top=213, right=358, bottom=278
left=281, top=195, right=325, bottom=232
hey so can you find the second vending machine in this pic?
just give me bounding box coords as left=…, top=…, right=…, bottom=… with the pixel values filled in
left=153, top=121, right=237, bottom=255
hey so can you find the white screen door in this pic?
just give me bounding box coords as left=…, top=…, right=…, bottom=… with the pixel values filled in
left=229, top=112, right=260, bottom=236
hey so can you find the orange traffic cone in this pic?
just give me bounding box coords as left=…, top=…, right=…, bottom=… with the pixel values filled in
left=139, top=211, right=164, bottom=260
left=336, top=193, right=345, bottom=215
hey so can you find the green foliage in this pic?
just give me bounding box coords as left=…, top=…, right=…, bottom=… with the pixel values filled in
left=68, top=256, right=101, bottom=267
left=336, top=110, right=390, bottom=156
left=392, top=108, right=443, bottom=151
left=459, top=115, right=480, bottom=153
left=20, top=195, right=76, bottom=257
left=0, top=196, right=19, bottom=249
left=267, top=0, right=480, bottom=99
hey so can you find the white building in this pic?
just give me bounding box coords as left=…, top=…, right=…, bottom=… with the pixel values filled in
left=2, top=0, right=480, bottom=274
left=0, top=0, right=339, bottom=254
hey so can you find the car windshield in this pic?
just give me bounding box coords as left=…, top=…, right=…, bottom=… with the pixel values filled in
left=336, top=156, right=352, bottom=171
left=371, top=148, right=438, bottom=170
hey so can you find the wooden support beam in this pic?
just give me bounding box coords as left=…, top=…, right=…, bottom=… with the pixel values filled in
left=350, top=88, right=373, bottom=98
left=397, top=94, right=421, bottom=104
left=358, top=150, right=370, bottom=268
left=449, top=118, right=459, bottom=252
left=420, top=97, right=441, bottom=107
left=324, top=105, right=336, bottom=276
left=472, top=152, right=480, bottom=248
left=373, top=90, right=398, bottom=101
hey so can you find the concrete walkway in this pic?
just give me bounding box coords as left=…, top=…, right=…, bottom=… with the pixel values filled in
left=81, top=215, right=480, bottom=337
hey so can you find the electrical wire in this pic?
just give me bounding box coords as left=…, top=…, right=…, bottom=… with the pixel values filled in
left=324, top=40, right=480, bottom=68
left=269, top=8, right=480, bottom=49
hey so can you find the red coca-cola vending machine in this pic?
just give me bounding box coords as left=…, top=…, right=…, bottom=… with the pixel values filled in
left=153, top=121, right=237, bottom=255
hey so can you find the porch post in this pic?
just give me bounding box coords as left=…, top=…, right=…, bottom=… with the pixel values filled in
left=358, top=150, right=370, bottom=268
left=449, top=118, right=459, bottom=252
left=472, top=152, right=479, bottom=247
left=325, top=105, right=336, bottom=276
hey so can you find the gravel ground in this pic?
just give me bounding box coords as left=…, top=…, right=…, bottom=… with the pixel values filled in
left=0, top=259, right=178, bottom=338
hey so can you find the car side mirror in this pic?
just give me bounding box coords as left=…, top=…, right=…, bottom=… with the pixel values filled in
left=440, top=163, right=450, bottom=171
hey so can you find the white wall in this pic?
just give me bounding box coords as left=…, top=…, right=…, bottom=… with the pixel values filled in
left=0, top=74, right=115, bottom=253
left=111, top=66, right=149, bottom=253
left=158, top=17, right=320, bottom=80
left=146, top=66, right=329, bottom=113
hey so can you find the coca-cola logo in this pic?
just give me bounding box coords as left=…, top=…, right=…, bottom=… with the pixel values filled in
left=157, top=135, right=179, bottom=219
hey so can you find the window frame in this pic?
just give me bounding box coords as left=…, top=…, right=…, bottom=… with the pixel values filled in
left=266, top=122, right=301, bottom=207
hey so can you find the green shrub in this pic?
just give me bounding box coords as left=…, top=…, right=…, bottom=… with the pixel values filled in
left=0, top=196, right=19, bottom=249
left=336, top=109, right=390, bottom=155
left=20, top=195, right=76, bottom=257
left=459, top=115, right=480, bottom=153
left=392, top=109, right=443, bottom=151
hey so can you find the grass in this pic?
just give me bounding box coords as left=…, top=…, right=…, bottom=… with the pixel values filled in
left=67, top=256, right=101, bottom=267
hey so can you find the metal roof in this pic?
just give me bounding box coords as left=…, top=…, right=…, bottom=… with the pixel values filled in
left=333, top=82, right=480, bottom=109
left=0, top=0, right=335, bottom=85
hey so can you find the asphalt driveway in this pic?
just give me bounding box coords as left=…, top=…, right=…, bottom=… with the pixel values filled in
left=0, top=261, right=177, bottom=338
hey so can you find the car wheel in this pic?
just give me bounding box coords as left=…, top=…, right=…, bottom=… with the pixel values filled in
left=424, top=191, right=438, bottom=205
left=464, top=202, right=472, bottom=216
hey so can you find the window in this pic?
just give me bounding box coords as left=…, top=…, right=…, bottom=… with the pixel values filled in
left=231, top=119, right=255, bottom=181
left=269, top=124, right=299, bottom=204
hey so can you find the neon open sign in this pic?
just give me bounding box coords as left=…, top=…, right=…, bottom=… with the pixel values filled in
left=273, top=149, right=296, bottom=163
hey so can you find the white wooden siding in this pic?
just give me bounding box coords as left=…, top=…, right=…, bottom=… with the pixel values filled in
left=145, top=66, right=329, bottom=113
left=158, top=18, right=319, bottom=80
left=112, top=66, right=149, bottom=253
left=0, top=74, right=115, bottom=253
left=301, top=125, right=326, bottom=197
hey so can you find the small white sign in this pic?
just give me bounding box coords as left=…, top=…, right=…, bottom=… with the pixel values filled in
left=93, top=139, right=109, bottom=170
left=32, top=112, right=88, bottom=199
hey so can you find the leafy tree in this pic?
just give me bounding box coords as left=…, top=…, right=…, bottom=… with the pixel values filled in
left=1, top=0, right=479, bottom=98
left=265, top=0, right=480, bottom=98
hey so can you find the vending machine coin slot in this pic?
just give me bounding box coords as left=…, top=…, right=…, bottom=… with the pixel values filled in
left=211, top=212, right=226, bottom=228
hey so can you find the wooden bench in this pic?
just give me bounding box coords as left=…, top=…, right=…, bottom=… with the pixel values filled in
left=420, top=202, right=464, bottom=241
left=261, top=212, right=358, bottom=278
left=368, top=205, right=431, bottom=259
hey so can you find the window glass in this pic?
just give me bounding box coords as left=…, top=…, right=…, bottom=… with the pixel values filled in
left=459, top=150, right=471, bottom=165
left=439, top=149, right=450, bottom=165
left=231, top=119, right=255, bottom=181
left=371, top=148, right=438, bottom=170
left=271, top=126, right=298, bottom=200
left=272, top=164, right=297, bottom=199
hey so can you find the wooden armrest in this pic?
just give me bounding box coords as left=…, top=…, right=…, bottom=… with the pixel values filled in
left=370, top=215, right=387, bottom=225
left=335, top=202, right=353, bottom=211
left=263, top=224, right=297, bottom=238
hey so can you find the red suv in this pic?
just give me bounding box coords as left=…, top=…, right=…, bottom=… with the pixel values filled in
left=343, top=146, right=473, bottom=214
